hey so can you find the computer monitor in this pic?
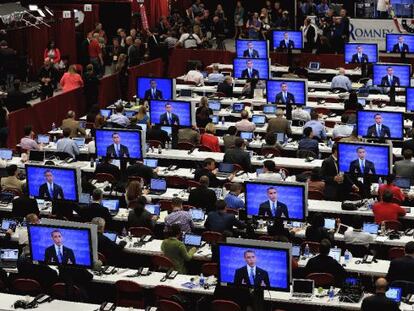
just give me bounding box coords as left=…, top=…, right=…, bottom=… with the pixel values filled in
left=337, top=142, right=392, bottom=177
left=28, top=224, right=93, bottom=268
left=344, top=43, right=378, bottom=64
left=232, top=103, right=245, bottom=113
left=124, top=110, right=137, bottom=118
left=373, top=63, right=411, bottom=87
left=363, top=222, right=379, bottom=234
left=356, top=111, right=404, bottom=140
left=103, top=232, right=117, bottom=242
left=150, top=178, right=167, bottom=192
left=406, top=87, right=414, bottom=112
left=218, top=242, right=290, bottom=291
left=144, top=204, right=161, bottom=216
left=208, top=101, right=221, bottom=111
left=190, top=208, right=205, bottom=221
left=236, top=39, right=269, bottom=59
left=0, top=149, right=12, bottom=160
left=272, top=30, right=303, bottom=50
left=1, top=219, right=17, bottom=231
left=219, top=163, right=234, bottom=173
left=25, top=165, right=80, bottom=202
left=386, top=287, right=402, bottom=303
left=149, top=100, right=194, bottom=127
left=184, top=233, right=202, bottom=247
left=143, top=159, right=158, bottom=168
left=386, top=34, right=414, bottom=54
left=136, top=77, right=175, bottom=100
left=72, top=137, right=86, bottom=148
left=95, top=129, right=145, bottom=160
left=263, top=105, right=276, bottom=114
left=160, top=126, right=172, bottom=136
left=211, top=115, right=219, bottom=124
left=266, top=79, right=307, bottom=106
left=100, top=109, right=112, bottom=118
left=252, top=115, right=266, bottom=126
left=37, top=134, right=50, bottom=144
left=245, top=181, right=307, bottom=221
left=101, top=199, right=120, bottom=214
left=328, top=247, right=341, bottom=262
left=233, top=58, right=270, bottom=80
left=240, top=132, right=254, bottom=140
left=324, top=218, right=336, bottom=230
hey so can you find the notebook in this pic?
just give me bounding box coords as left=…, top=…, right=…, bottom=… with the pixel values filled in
left=308, top=62, right=320, bottom=71
left=190, top=209, right=205, bottom=222
left=324, top=218, right=336, bottom=230
left=232, top=103, right=245, bottom=113
left=292, top=279, right=314, bottom=298
left=29, top=150, right=45, bottom=162
left=37, top=134, right=50, bottom=144
left=183, top=233, right=202, bottom=247
left=72, top=137, right=85, bottom=148
left=79, top=193, right=91, bottom=205
left=0, top=149, right=12, bottom=160
left=144, top=204, right=161, bottom=216
left=211, top=115, right=219, bottom=124
left=263, top=105, right=276, bottom=114
left=363, top=222, right=379, bottom=234
left=217, top=163, right=234, bottom=178
left=275, top=132, right=286, bottom=144
left=0, top=248, right=18, bottom=268
left=328, top=248, right=342, bottom=263
left=394, top=177, right=411, bottom=189
left=161, top=126, right=172, bottom=136
left=149, top=178, right=167, bottom=194
left=386, top=287, right=402, bottom=303
left=291, top=245, right=301, bottom=257
left=209, top=101, right=221, bottom=111
left=103, top=232, right=117, bottom=242
left=124, top=110, right=137, bottom=118
left=240, top=132, right=254, bottom=141
left=252, top=115, right=266, bottom=127
left=143, top=159, right=158, bottom=168
left=101, top=199, right=120, bottom=215
left=100, top=109, right=112, bottom=118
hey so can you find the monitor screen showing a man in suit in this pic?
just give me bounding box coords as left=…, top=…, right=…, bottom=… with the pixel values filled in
left=144, top=79, right=163, bottom=100
left=258, top=187, right=289, bottom=218
left=243, top=42, right=259, bottom=58
left=44, top=229, right=76, bottom=265
left=159, top=103, right=180, bottom=126
left=233, top=250, right=270, bottom=287
left=366, top=113, right=391, bottom=138
left=38, top=170, right=64, bottom=200
left=351, top=46, right=369, bottom=63
left=380, top=66, right=400, bottom=87
left=279, top=32, right=294, bottom=50
left=106, top=132, right=130, bottom=158
left=392, top=36, right=409, bottom=53
left=349, top=146, right=376, bottom=175
left=274, top=82, right=295, bottom=105
left=241, top=60, right=260, bottom=79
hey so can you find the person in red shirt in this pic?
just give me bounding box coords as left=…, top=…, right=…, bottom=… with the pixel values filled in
left=200, top=123, right=220, bottom=152
left=88, top=33, right=103, bottom=77
left=60, top=65, right=84, bottom=92
left=373, top=190, right=406, bottom=224
left=378, top=174, right=405, bottom=203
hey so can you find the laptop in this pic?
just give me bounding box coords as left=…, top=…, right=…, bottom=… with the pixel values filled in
left=79, top=193, right=91, bottom=205
left=149, top=178, right=167, bottom=194
left=386, top=287, right=402, bottom=303
left=161, top=126, right=172, bottom=136
left=29, top=150, right=45, bottom=162
left=232, top=103, right=245, bottom=113
left=211, top=115, right=219, bottom=124
left=263, top=105, right=276, bottom=114
left=101, top=199, right=120, bottom=216
left=337, top=223, right=349, bottom=235
left=79, top=120, right=87, bottom=129
left=292, top=279, right=314, bottom=299
left=124, top=110, right=137, bottom=118
left=291, top=245, right=301, bottom=258
left=210, top=188, right=223, bottom=199
left=143, top=159, right=158, bottom=168
left=144, top=204, right=161, bottom=216
left=275, top=132, right=286, bottom=144
left=0, top=219, right=17, bottom=233
left=37, top=134, right=50, bottom=144
left=357, top=98, right=366, bottom=107
left=240, top=132, right=254, bottom=141
left=100, top=109, right=112, bottom=118
left=0, top=149, right=12, bottom=160
left=190, top=209, right=205, bottom=222
left=252, top=115, right=266, bottom=127
left=363, top=222, right=379, bottom=234
left=103, top=232, right=118, bottom=242
left=0, top=249, right=18, bottom=268
left=180, top=89, right=192, bottom=97
left=183, top=233, right=202, bottom=247
left=328, top=247, right=342, bottom=263
left=209, top=101, right=221, bottom=111
left=0, top=192, right=14, bottom=204
left=324, top=218, right=336, bottom=230
left=216, top=163, right=234, bottom=178
left=308, top=62, right=320, bottom=71
left=394, top=177, right=411, bottom=189
left=72, top=137, right=85, bottom=148
left=201, top=71, right=208, bottom=79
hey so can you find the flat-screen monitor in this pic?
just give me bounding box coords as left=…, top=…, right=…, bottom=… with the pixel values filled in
left=149, top=100, right=194, bottom=127
left=363, top=222, right=379, bottom=234
left=144, top=204, right=161, bottom=216
left=37, top=134, right=50, bottom=144
left=25, top=165, right=79, bottom=201
left=100, top=109, right=112, bottom=118
left=266, top=79, right=307, bottom=106
left=208, top=100, right=221, bottom=111
left=373, top=63, right=411, bottom=87
left=245, top=181, right=307, bottom=221
left=95, top=129, right=145, bottom=160
left=236, top=39, right=269, bottom=59
left=386, top=287, right=402, bottom=303
left=233, top=58, right=270, bottom=80
left=272, top=30, right=303, bottom=50
left=337, top=142, right=392, bottom=176
left=356, top=111, right=403, bottom=140
left=344, top=43, right=378, bottom=64
left=0, top=149, right=12, bottom=160
left=28, top=224, right=93, bottom=268
left=386, top=34, right=414, bottom=54
left=406, top=87, right=414, bottom=111
left=101, top=199, right=120, bottom=214
left=136, top=77, right=175, bottom=100
left=218, top=243, right=290, bottom=291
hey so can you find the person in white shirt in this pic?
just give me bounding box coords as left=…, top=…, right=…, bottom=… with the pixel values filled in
left=184, top=63, right=204, bottom=86
left=177, top=27, right=202, bottom=49
left=257, top=160, right=283, bottom=181
left=207, top=64, right=225, bottom=83
left=377, top=0, right=389, bottom=18
left=344, top=215, right=374, bottom=247
left=235, top=110, right=256, bottom=132
left=292, top=106, right=311, bottom=122
left=109, top=104, right=130, bottom=127
left=331, top=67, right=352, bottom=91
left=332, top=115, right=354, bottom=139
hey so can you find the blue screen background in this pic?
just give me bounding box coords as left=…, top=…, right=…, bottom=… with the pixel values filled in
left=95, top=130, right=143, bottom=159
left=272, top=31, right=303, bottom=49
left=344, top=44, right=378, bottom=64
left=219, top=245, right=289, bottom=290
left=406, top=88, right=414, bottom=111
left=373, top=64, right=411, bottom=87
left=136, top=77, right=173, bottom=100
left=233, top=58, right=269, bottom=79
left=236, top=40, right=268, bottom=58
left=26, top=166, right=77, bottom=201
left=357, top=111, right=403, bottom=139
left=29, top=225, right=92, bottom=267
left=149, top=100, right=192, bottom=126
left=338, top=143, right=390, bottom=175
left=386, top=34, right=414, bottom=53
left=245, top=183, right=305, bottom=220
left=267, top=80, right=306, bottom=105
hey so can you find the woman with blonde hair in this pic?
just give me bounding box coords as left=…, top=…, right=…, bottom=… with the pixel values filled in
left=195, top=96, right=212, bottom=128
left=136, top=105, right=150, bottom=126
left=59, top=65, right=84, bottom=92
left=200, top=122, right=220, bottom=152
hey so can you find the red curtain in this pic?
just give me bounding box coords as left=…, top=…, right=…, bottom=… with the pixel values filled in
left=54, top=12, right=77, bottom=65
left=98, top=73, right=121, bottom=108
left=144, top=0, right=169, bottom=29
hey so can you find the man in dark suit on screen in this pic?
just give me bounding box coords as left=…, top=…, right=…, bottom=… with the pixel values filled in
left=38, top=170, right=64, bottom=200
left=274, top=82, right=295, bottom=105
left=380, top=67, right=400, bottom=87
left=144, top=79, right=163, bottom=100
left=106, top=132, right=130, bottom=159
left=349, top=146, right=376, bottom=175
left=279, top=32, right=295, bottom=49
left=351, top=45, right=369, bottom=63
left=241, top=60, right=260, bottom=79
left=234, top=250, right=270, bottom=287
left=366, top=113, right=391, bottom=138
left=392, top=35, right=409, bottom=53
left=242, top=42, right=259, bottom=58
left=44, top=229, right=76, bottom=265
left=258, top=187, right=289, bottom=218
left=159, top=103, right=180, bottom=126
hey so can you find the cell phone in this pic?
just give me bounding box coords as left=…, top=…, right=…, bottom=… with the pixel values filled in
left=35, top=294, right=51, bottom=304
left=140, top=267, right=150, bottom=276
left=100, top=302, right=116, bottom=311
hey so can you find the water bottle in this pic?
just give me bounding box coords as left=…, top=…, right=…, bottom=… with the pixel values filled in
left=158, top=144, right=162, bottom=154
left=90, top=158, right=94, bottom=168
left=51, top=122, right=56, bottom=131
left=199, top=273, right=205, bottom=287
left=221, top=116, right=225, bottom=125
left=378, top=177, right=383, bottom=185
left=328, top=286, right=335, bottom=301
left=279, top=169, right=286, bottom=180
left=344, top=249, right=350, bottom=264
left=304, top=243, right=310, bottom=258
left=327, top=138, right=333, bottom=148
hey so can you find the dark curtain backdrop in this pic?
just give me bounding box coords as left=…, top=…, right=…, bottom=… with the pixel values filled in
left=144, top=0, right=169, bottom=29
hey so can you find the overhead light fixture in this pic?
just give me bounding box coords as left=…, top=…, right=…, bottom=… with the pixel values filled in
left=44, top=6, right=54, bottom=16
left=28, top=5, right=38, bottom=11
left=37, top=9, right=45, bottom=17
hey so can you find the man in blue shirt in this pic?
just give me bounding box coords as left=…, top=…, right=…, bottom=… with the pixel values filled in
left=224, top=183, right=244, bottom=209
left=56, top=127, right=79, bottom=159
left=205, top=200, right=245, bottom=234
left=330, top=67, right=352, bottom=91
left=298, top=126, right=319, bottom=157
left=304, top=111, right=327, bottom=140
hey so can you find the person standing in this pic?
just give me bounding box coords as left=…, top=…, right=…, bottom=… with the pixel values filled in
left=59, top=65, right=84, bottom=92
left=234, top=1, right=245, bottom=39
left=83, top=64, right=100, bottom=111
left=38, top=58, right=59, bottom=100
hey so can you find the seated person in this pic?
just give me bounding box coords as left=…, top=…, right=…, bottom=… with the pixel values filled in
left=183, top=63, right=204, bottom=86
left=16, top=255, right=59, bottom=289
left=1, top=164, right=25, bottom=192
left=256, top=160, right=283, bottom=181
left=20, top=125, right=41, bottom=151
left=146, top=125, right=170, bottom=147
left=386, top=241, right=414, bottom=284
left=194, top=158, right=234, bottom=188
left=12, top=187, right=39, bottom=218
left=76, top=189, right=112, bottom=224
left=216, top=76, right=234, bottom=97
left=344, top=215, right=374, bottom=248
left=178, top=127, right=200, bottom=146
left=361, top=278, right=400, bottom=311
left=304, top=239, right=347, bottom=286
left=126, top=160, right=157, bottom=184
left=224, top=183, right=245, bottom=209
left=235, top=110, right=256, bottom=132
left=373, top=190, right=406, bottom=224
left=5, top=80, right=29, bottom=112
left=267, top=218, right=291, bottom=242
left=298, top=126, right=319, bottom=157
left=307, top=167, right=325, bottom=193
left=188, top=176, right=217, bottom=212
left=304, top=111, right=327, bottom=141
left=127, top=198, right=157, bottom=230
left=205, top=200, right=246, bottom=235
left=200, top=123, right=220, bottom=152
left=109, top=104, right=130, bottom=127
left=164, top=197, right=193, bottom=233
left=95, top=157, right=121, bottom=181
left=292, top=106, right=311, bottom=122
left=207, top=64, right=225, bottom=83
left=305, top=213, right=333, bottom=242
left=56, top=127, right=80, bottom=159
left=332, top=115, right=353, bottom=139
left=261, top=132, right=283, bottom=154
left=223, top=138, right=251, bottom=172
left=393, top=149, right=414, bottom=184
left=161, top=224, right=196, bottom=274
left=61, top=110, right=86, bottom=137
left=378, top=174, right=405, bottom=203
left=223, top=126, right=238, bottom=150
